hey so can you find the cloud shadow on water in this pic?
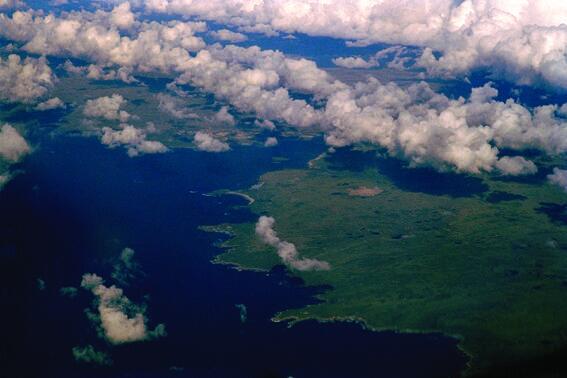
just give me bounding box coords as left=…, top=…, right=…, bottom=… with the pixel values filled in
left=327, top=147, right=489, bottom=198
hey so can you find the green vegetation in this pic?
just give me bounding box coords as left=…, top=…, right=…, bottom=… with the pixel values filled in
left=208, top=148, right=567, bottom=376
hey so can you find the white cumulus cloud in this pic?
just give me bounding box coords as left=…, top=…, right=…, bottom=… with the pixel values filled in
left=84, top=94, right=131, bottom=122
left=81, top=273, right=166, bottom=345
left=264, top=136, right=278, bottom=147
left=194, top=131, right=230, bottom=152
left=35, top=97, right=66, bottom=111
left=0, top=54, right=55, bottom=103
left=101, top=124, right=168, bottom=157
left=548, top=168, right=567, bottom=192
left=0, top=124, right=30, bottom=163
left=210, top=29, right=247, bottom=42
left=333, top=56, right=375, bottom=69
left=214, top=106, right=236, bottom=126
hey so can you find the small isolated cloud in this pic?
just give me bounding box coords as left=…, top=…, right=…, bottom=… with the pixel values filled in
left=333, top=46, right=416, bottom=70
left=60, top=286, right=78, bottom=298
left=0, top=124, right=30, bottom=163
left=255, top=216, right=330, bottom=271
left=0, top=174, right=10, bottom=188
left=84, top=94, right=130, bottom=122
left=254, top=119, right=276, bottom=130
left=72, top=345, right=112, bottom=366
left=111, top=247, right=143, bottom=286
left=81, top=273, right=166, bottom=345
left=211, top=29, right=248, bottom=42
left=548, top=168, right=567, bottom=192
left=0, top=54, right=55, bottom=103
left=194, top=131, right=229, bottom=152
left=237, top=24, right=279, bottom=37
left=332, top=56, right=375, bottom=69
left=495, top=156, right=538, bottom=176
left=35, top=97, right=65, bottom=111
left=214, top=106, right=236, bottom=126
left=101, top=124, right=168, bottom=157
left=264, top=137, right=278, bottom=147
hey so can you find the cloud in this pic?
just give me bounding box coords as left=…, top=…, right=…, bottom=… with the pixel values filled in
left=0, top=54, right=55, bottom=103
left=0, top=0, right=23, bottom=10
left=80, top=273, right=166, bottom=345
left=214, top=106, right=236, bottom=126
left=548, top=168, right=567, bottom=192
left=101, top=124, right=168, bottom=157
left=495, top=156, right=537, bottom=176
left=72, top=345, right=112, bottom=366
left=194, top=131, right=230, bottom=152
left=84, top=94, right=131, bottom=122
left=322, top=81, right=566, bottom=175
left=333, top=56, right=375, bottom=69
left=333, top=46, right=416, bottom=70
left=255, top=216, right=330, bottom=271
left=0, top=174, right=10, bottom=188
left=264, top=136, right=278, bottom=147
left=35, top=97, right=66, bottom=111
left=110, top=2, right=136, bottom=30
left=157, top=93, right=197, bottom=119
left=140, top=0, right=567, bottom=90
left=86, top=65, right=137, bottom=84
left=210, top=29, right=248, bottom=42
left=0, top=8, right=207, bottom=73
left=1, top=5, right=565, bottom=176
left=60, top=286, right=79, bottom=298
left=111, top=247, right=144, bottom=286
left=254, top=119, right=276, bottom=130
left=63, top=61, right=137, bottom=84
left=0, top=124, right=31, bottom=163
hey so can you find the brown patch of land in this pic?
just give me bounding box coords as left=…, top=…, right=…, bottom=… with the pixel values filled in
left=347, top=186, right=383, bottom=197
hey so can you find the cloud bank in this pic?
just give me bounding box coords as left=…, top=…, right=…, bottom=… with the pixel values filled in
left=140, top=0, right=567, bottom=91
left=1, top=5, right=566, bottom=176
left=256, top=216, right=330, bottom=271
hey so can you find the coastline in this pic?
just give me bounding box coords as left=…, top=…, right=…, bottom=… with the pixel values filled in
left=200, top=222, right=472, bottom=376
left=225, top=191, right=255, bottom=205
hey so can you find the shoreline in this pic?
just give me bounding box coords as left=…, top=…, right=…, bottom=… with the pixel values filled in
left=273, top=312, right=473, bottom=376
left=224, top=191, right=255, bottom=205
left=200, top=222, right=472, bottom=376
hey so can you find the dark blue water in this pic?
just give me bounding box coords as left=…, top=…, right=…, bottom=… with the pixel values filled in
left=0, top=134, right=467, bottom=378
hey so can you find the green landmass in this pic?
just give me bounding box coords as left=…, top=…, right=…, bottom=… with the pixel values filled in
left=207, top=148, right=567, bottom=376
